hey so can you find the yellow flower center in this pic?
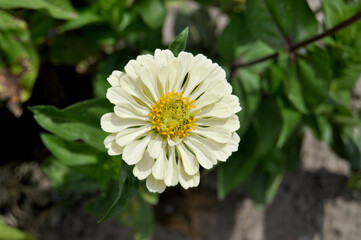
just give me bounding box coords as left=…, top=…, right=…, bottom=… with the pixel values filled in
left=149, top=91, right=197, bottom=140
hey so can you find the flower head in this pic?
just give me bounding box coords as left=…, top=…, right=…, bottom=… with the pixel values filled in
left=101, top=49, right=241, bottom=193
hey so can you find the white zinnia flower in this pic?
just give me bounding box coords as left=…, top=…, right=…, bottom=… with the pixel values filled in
left=101, top=49, right=241, bottom=193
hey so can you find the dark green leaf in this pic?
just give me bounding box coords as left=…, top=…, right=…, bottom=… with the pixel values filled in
left=234, top=69, right=262, bottom=138
left=95, top=0, right=126, bottom=26
left=216, top=13, right=254, bottom=62
left=218, top=99, right=283, bottom=200
left=265, top=0, right=318, bottom=43
left=247, top=161, right=283, bottom=206
left=88, top=166, right=139, bottom=222
left=276, top=101, right=302, bottom=148
left=217, top=126, right=261, bottom=199
left=94, top=50, right=136, bottom=98
left=96, top=156, right=121, bottom=190
left=169, top=27, right=189, bottom=57
left=30, top=12, right=55, bottom=44
left=42, top=157, right=99, bottom=192
left=50, top=35, right=99, bottom=65
left=139, top=184, right=159, bottom=205
left=138, top=0, right=166, bottom=29
left=246, top=0, right=317, bottom=49
left=58, top=9, right=102, bottom=33
left=30, top=98, right=112, bottom=151
left=119, top=196, right=154, bottom=240
left=0, top=0, right=78, bottom=20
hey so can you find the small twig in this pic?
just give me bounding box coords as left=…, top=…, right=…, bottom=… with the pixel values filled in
left=230, top=10, right=361, bottom=74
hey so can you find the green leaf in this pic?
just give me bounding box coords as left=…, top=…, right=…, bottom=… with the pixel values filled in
left=0, top=10, right=39, bottom=102
left=87, top=166, right=139, bottom=222
left=41, top=134, right=101, bottom=166
left=265, top=0, right=318, bottom=43
left=139, top=185, right=159, bottom=205
left=169, top=27, right=189, bottom=57
left=0, top=0, right=78, bottom=20
left=30, top=12, right=56, bottom=44
left=218, top=100, right=282, bottom=199
left=234, top=69, right=262, bottom=138
left=217, top=126, right=260, bottom=199
left=96, top=155, right=121, bottom=190
left=247, top=161, right=284, bottom=206
left=253, top=100, right=283, bottom=156
left=58, top=9, right=102, bottom=33
left=276, top=100, right=302, bottom=148
left=284, top=61, right=308, bottom=113
left=119, top=196, right=154, bottom=240
left=216, top=13, right=254, bottom=62
left=98, top=0, right=126, bottom=25
left=322, top=0, right=353, bottom=28
left=49, top=35, right=99, bottom=65
left=246, top=0, right=317, bottom=49
left=30, top=98, right=112, bottom=151
left=138, top=0, right=166, bottom=29
left=42, top=157, right=99, bottom=192
left=94, top=50, right=136, bottom=98
left=0, top=220, right=35, bottom=240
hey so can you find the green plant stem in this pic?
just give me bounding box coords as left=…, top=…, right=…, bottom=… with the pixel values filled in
left=231, top=10, right=361, bottom=71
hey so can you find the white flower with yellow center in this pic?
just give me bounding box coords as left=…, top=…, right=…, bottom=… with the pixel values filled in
left=101, top=49, right=241, bottom=193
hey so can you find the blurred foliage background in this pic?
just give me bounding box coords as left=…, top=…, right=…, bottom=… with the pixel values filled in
left=1, top=0, right=361, bottom=239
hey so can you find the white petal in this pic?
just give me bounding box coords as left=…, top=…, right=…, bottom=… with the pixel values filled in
left=184, top=138, right=215, bottom=169
left=122, top=134, right=152, bottom=165
left=140, top=67, right=159, bottom=102
left=178, top=161, right=200, bottom=190
left=167, top=137, right=182, bottom=146
left=182, top=66, right=208, bottom=97
left=164, top=147, right=179, bottom=186
left=195, top=102, right=232, bottom=119
left=120, top=76, right=154, bottom=107
left=107, top=71, right=124, bottom=86
left=176, top=143, right=199, bottom=175
left=158, top=66, right=170, bottom=93
left=152, top=148, right=169, bottom=180
left=114, top=105, right=149, bottom=121
left=229, top=132, right=240, bottom=152
left=169, top=58, right=189, bottom=93
left=196, top=114, right=240, bottom=132
left=133, top=152, right=154, bottom=180
left=193, top=91, right=222, bottom=110
left=104, top=133, right=116, bottom=148
left=106, top=86, right=150, bottom=113
left=101, top=113, right=146, bottom=133
left=189, top=77, right=227, bottom=104
left=136, top=54, right=153, bottom=63
left=193, top=126, right=231, bottom=143
left=191, top=133, right=232, bottom=162
left=115, top=126, right=150, bottom=146
left=124, top=60, right=141, bottom=78
left=147, top=134, right=163, bottom=159
left=104, top=133, right=124, bottom=155
left=154, top=49, right=174, bottom=66
left=108, top=142, right=124, bottom=156
left=188, top=63, right=227, bottom=100
left=220, top=95, right=242, bottom=113
left=146, top=174, right=166, bottom=193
